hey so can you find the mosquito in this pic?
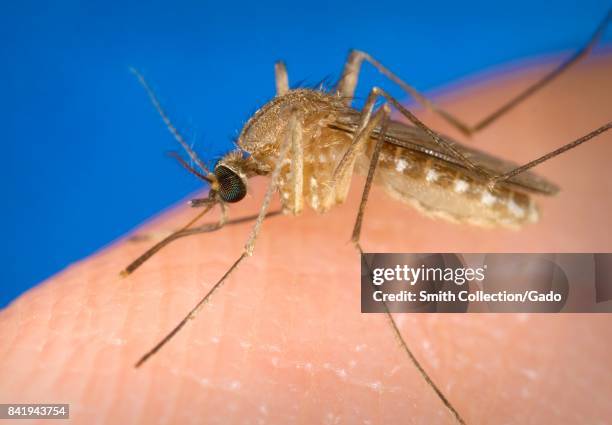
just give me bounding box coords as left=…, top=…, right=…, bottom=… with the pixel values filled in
left=122, top=12, right=611, bottom=425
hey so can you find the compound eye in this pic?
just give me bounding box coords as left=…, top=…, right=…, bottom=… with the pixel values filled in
left=215, top=165, right=246, bottom=203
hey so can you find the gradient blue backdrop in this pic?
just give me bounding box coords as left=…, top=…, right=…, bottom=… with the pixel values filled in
left=2, top=0, right=610, bottom=307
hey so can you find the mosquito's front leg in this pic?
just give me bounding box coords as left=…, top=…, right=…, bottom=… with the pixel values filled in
left=120, top=202, right=227, bottom=277
left=128, top=210, right=283, bottom=242
left=245, top=109, right=301, bottom=253
left=134, top=109, right=301, bottom=367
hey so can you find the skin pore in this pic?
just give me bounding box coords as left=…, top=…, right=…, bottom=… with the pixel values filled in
left=0, top=55, right=611, bottom=424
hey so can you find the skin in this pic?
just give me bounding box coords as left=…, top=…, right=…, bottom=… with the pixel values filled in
left=1, top=55, right=611, bottom=425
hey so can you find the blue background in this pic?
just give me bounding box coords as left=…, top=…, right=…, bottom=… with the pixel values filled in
left=2, top=0, right=611, bottom=307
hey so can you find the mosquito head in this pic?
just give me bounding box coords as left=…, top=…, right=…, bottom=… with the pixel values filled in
left=210, top=150, right=255, bottom=203
left=168, top=148, right=254, bottom=204
left=213, top=163, right=247, bottom=203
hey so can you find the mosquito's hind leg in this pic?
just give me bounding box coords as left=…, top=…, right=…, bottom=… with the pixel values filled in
left=337, top=10, right=610, bottom=136
left=355, top=87, right=611, bottom=188
left=489, top=121, right=612, bottom=186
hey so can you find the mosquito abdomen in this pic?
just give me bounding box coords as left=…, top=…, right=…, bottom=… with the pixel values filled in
left=362, top=143, right=539, bottom=228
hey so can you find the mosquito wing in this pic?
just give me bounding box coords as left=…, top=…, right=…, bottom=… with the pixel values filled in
left=332, top=111, right=559, bottom=195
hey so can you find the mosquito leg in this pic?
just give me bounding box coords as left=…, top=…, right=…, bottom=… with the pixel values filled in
left=344, top=104, right=467, bottom=424
left=372, top=88, right=611, bottom=184
left=120, top=201, right=225, bottom=277
left=349, top=111, right=388, bottom=245
left=289, top=107, right=304, bottom=214
left=337, top=10, right=611, bottom=136
left=135, top=110, right=299, bottom=367
left=472, top=9, right=611, bottom=133
left=244, top=109, right=300, bottom=254
left=330, top=89, right=385, bottom=196
left=336, top=49, right=473, bottom=136
left=334, top=86, right=492, bottom=191
left=275, top=61, right=290, bottom=96
left=371, top=88, right=494, bottom=178
left=489, top=121, right=612, bottom=186
left=128, top=208, right=283, bottom=246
